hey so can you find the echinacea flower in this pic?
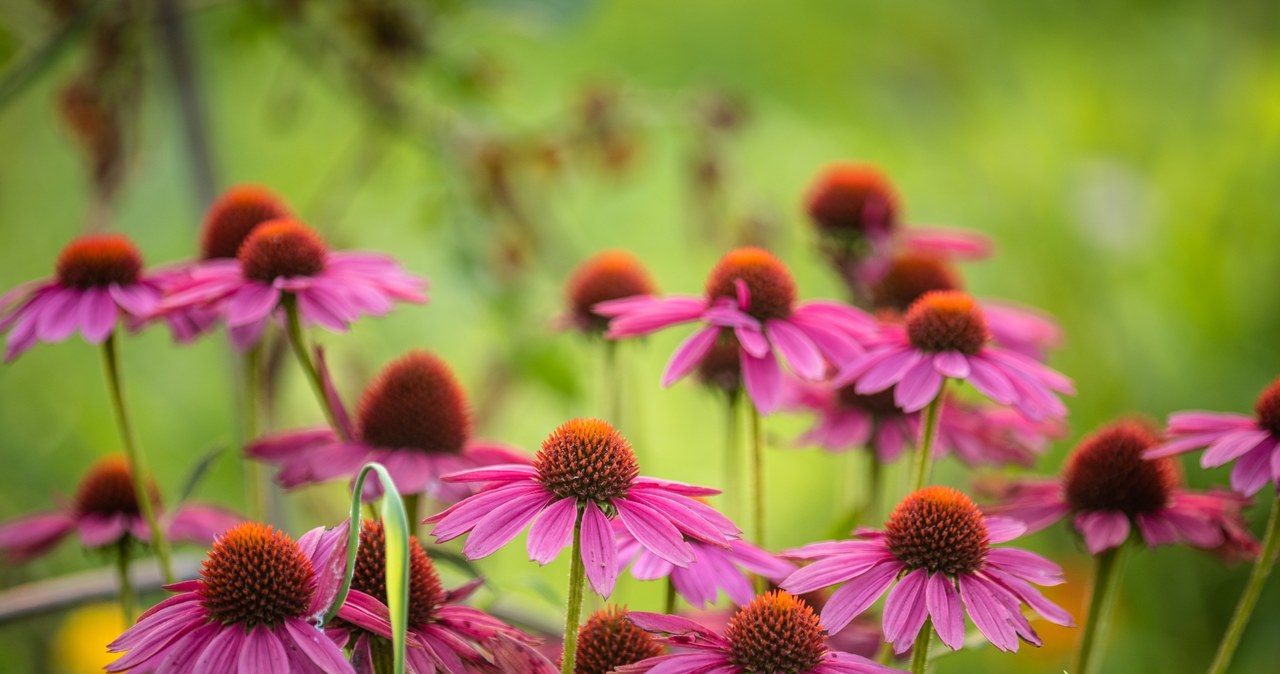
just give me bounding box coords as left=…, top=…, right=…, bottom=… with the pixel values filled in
left=1146, top=375, right=1280, bottom=496
left=989, top=420, right=1258, bottom=556
left=160, top=218, right=427, bottom=349
left=598, top=247, right=873, bottom=413
left=427, top=418, right=738, bottom=596
left=0, top=456, right=240, bottom=562
left=933, top=396, right=1063, bottom=468
left=249, top=350, right=525, bottom=503
left=154, top=184, right=293, bottom=343
left=615, top=591, right=903, bottom=674
left=329, top=520, right=533, bottom=673
left=485, top=606, right=663, bottom=674
left=835, top=290, right=1073, bottom=421
left=782, top=487, right=1073, bottom=654
left=1, top=234, right=165, bottom=361
left=561, top=250, right=656, bottom=334
left=617, top=522, right=795, bottom=607
left=106, top=522, right=353, bottom=673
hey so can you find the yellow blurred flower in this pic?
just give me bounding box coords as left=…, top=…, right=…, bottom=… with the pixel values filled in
left=52, top=603, right=124, bottom=674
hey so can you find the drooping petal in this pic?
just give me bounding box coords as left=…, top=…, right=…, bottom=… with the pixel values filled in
left=78, top=287, right=118, bottom=343
left=0, top=512, right=74, bottom=562
left=579, top=501, right=619, bottom=596
left=740, top=348, right=784, bottom=414
left=958, top=574, right=1018, bottom=652
left=767, top=319, right=826, bottom=380
left=882, top=568, right=930, bottom=651
left=894, top=357, right=944, bottom=413
left=462, top=490, right=555, bottom=559
left=237, top=626, right=289, bottom=673
left=781, top=549, right=895, bottom=595
left=983, top=517, right=1027, bottom=544
left=932, top=351, right=970, bottom=379
left=224, top=283, right=280, bottom=327
left=926, top=571, right=965, bottom=650
left=819, top=561, right=902, bottom=634
left=849, top=347, right=920, bottom=393
left=282, top=618, right=354, bottom=673
left=1201, top=430, right=1271, bottom=468
left=527, top=497, right=577, bottom=564
left=662, top=326, right=721, bottom=387
left=1231, top=443, right=1275, bottom=496
left=1074, top=511, right=1131, bottom=555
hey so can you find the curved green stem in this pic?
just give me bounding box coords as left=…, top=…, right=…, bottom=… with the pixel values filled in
left=910, top=620, right=933, bottom=674
left=115, top=538, right=135, bottom=624
left=561, top=511, right=587, bottom=674
left=750, top=405, right=765, bottom=547
left=402, top=493, right=419, bottom=537
left=101, top=335, right=173, bottom=584
left=1075, top=543, right=1129, bottom=674
left=282, top=296, right=349, bottom=440
left=910, top=381, right=947, bottom=492
left=1207, top=492, right=1280, bottom=674
left=241, top=343, right=265, bottom=519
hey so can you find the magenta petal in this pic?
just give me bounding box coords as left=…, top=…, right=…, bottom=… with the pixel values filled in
left=781, top=550, right=893, bottom=595
left=852, top=347, right=920, bottom=393
left=741, top=348, right=784, bottom=415
left=224, top=283, right=280, bottom=327
left=462, top=490, right=555, bottom=559
left=625, top=612, right=728, bottom=647
left=282, top=618, right=353, bottom=673
left=428, top=482, right=543, bottom=541
left=0, top=512, right=74, bottom=561
left=77, top=513, right=130, bottom=548
left=1074, top=511, right=1131, bottom=555
left=109, top=283, right=161, bottom=317
left=1230, top=443, right=1274, bottom=496
left=615, top=498, right=695, bottom=566
left=167, top=505, right=242, bottom=544
left=1201, top=430, right=1270, bottom=468
left=932, top=351, right=970, bottom=379
left=735, top=324, right=771, bottom=358
left=237, top=626, right=288, bottom=673
left=527, top=497, right=576, bottom=564
left=958, top=575, right=1018, bottom=652
left=894, top=358, right=944, bottom=413
left=926, top=572, right=965, bottom=650
left=882, top=568, right=930, bottom=651
left=983, top=517, right=1027, bottom=544
left=662, top=327, right=721, bottom=387
left=1168, top=412, right=1256, bottom=434
left=5, top=312, right=40, bottom=361
left=965, top=357, right=1017, bottom=405
left=580, top=501, right=619, bottom=597
left=79, top=287, right=118, bottom=343
left=767, top=319, right=826, bottom=380
left=192, top=626, right=243, bottom=673
left=820, top=561, right=902, bottom=634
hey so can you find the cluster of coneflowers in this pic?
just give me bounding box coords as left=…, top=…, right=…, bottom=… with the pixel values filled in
left=0, top=165, right=1274, bottom=674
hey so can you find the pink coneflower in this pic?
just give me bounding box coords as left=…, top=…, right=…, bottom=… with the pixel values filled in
left=836, top=290, right=1073, bottom=421
left=597, top=247, right=873, bottom=413
left=485, top=606, right=663, bottom=674
left=616, top=591, right=903, bottom=674
left=617, top=523, right=795, bottom=607
left=782, top=487, right=1073, bottom=654
left=427, top=418, right=738, bottom=597
left=561, top=250, right=657, bottom=334
left=329, top=520, right=533, bottom=672
left=160, top=219, right=427, bottom=349
left=0, top=234, right=165, bottom=362
left=1146, top=376, right=1280, bottom=496
left=106, top=522, right=353, bottom=673
left=249, top=350, right=524, bottom=503
left=989, top=420, right=1257, bottom=556
left=934, top=397, right=1064, bottom=468
left=0, top=456, right=240, bottom=562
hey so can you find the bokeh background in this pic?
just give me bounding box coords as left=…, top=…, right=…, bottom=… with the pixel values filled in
left=2, top=0, right=1279, bottom=672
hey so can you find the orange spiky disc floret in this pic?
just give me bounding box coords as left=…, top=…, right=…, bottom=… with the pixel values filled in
left=805, top=162, right=900, bottom=239
left=871, top=253, right=962, bottom=314
left=200, top=185, right=292, bottom=260
left=237, top=219, right=327, bottom=283
left=885, top=486, right=989, bottom=575
left=534, top=418, right=638, bottom=503
left=726, top=591, right=827, bottom=674
left=357, top=351, right=471, bottom=455
left=904, top=290, right=988, bottom=356
left=1063, top=420, right=1177, bottom=517
left=704, top=247, right=796, bottom=321
left=55, top=234, right=143, bottom=289
left=566, top=251, right=656, bottom=332
left=199, top=523, right=315, bottom=628
left=1255, top=377, right=1280, bottom=436
left=348, top=520, right=445, bottom=629
left=575, top=606, right=662, bottom=674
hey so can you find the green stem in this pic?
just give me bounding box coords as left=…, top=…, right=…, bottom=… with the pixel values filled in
left=242, top=344, right=265, bottom=520
left=282, top=296, right=349, bottom=440
left=724, top=393, right=740, bottom=520
left=910, top=381, right=947, bottom=492
left=750, top=404, right=765, bottom=548
left=101, top=335, right=173, bottom=584
left=115, top=538, right=135, bottom=624
left=403, top=493, right=419, bottom=536
left=561, top=511, right=587, bottom=674
left=910, top=619, right=932, bottom=674
left=1075, top=543, right=1129, bottom=674
left=604, top=339, right=621, bottom=427
left=1207, top=492, right=1280, bottom=674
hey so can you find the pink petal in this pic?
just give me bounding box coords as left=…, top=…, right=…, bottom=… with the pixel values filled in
left=894, top=357, right=944, bottom=413
left=819, top=561, right=902, bottom=634
left=926, top=571, right=965, bottom=650
left=781, top=549, right=895, bottom=595
left=735, top=324, right=771, bottom=358
left=109, top=283, right=161, bottom=317
left=882, top=568, right=929, bottom=651
left=662, top=327, right=721, bottom=387
left=850, top=347, right=920, bottom=393
left=0, top=512, right=74, bottom=561
left=526, top=497, right=576, bottom=564
left=462, top=490, right=555, bottom=559
left=224, top=283, right=280, bottom=327
left=615, top=498, right=695, bottom=566
left=1231, top=442, right=1275, bottom=496
left=580, top=501, right=619, bottom=596
left=192, top=626, right=242, bottom=673
left=4, top=312, right=40, bottom=361
left=1201, top=429, right=1271, bottom=468
left=79, top=287, right=118, bottom=343
left=958, top=575, right=1018, bottom=652
left=741, top=348, right=783, bottom=414
left=767, top=319, right=826, bottom=380
left=932, top=351, right=970, bottom=379
left=983, top=517, right=1027, bottom=544
left=1168, top=411, right=1257, bottom=434
left=77, top=513, right=130, bottom=548
left=35, top=287, right=80, bottom=341
left=965, top=357, right=1017, bottom=405
left=428, top=482, right=545, bottom=541
left=167, top=505, right=242, bottom=544
left=237, top=626, right=288, bottom=673
left=1075, top=511, right=1131, bottom=555
left=282, top=618, right=352, bottom=673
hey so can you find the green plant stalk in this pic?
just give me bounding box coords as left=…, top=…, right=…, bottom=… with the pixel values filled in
left=910, top=381, right=948, bottom=492
left=1075, top=543, right=1129, bottom=674
left=603, top=339, right=622, bottom=426
left=402, top=493, right=419, bottom=536
left=282, top=296, right=349, bottom=440
left=241, top=343, right=265, bottom=520
left=101, top=334, right=174, bottom=584
left=911, top=620, right=933, bottom=674
left=1207, top=492, right=1280, bottom=674
left=561, top=512, right=587, bottom=674
left=724, top=393, right=740, bottom=520
left=751, top=405, right=765, bottom=547
left=329, top=463, right=410, bottom=674
left=115, top=538, right=135, bottom=624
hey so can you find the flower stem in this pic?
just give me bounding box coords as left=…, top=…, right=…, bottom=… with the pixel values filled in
left=1075, top=543, right=1129, bottom=674
left=724, top=393, right=740, bottom=520
left=282, top=296, right=349, bottom=441
left=603, top=339, right=622, bottom=427
left=910, top=620, right=933, bottom=674
left=561, top=511, right=587, bottom=674
left=402, top=493, right=419, bottom=536
left=910, top=381, right=947, bottom=492
left=100, top=334, right=173, bottom=584
left=115, top=538, right=135, bottom=624
left=1207, top=491, right=1280, bottom=674
left=750, top=404, right=765, bottom=548
left=241, top=343, right=265, bottom=520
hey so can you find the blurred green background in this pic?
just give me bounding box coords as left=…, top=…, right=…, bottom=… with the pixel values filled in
left=2, top=0, right=1279, bottom=672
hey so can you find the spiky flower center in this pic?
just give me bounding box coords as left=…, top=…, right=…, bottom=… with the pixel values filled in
left=804, top=163, right=899, bottom=239
left=695, top=333, right=742, bottom=395
left=904, top=291, right=988, bottom=355
left=534, top=418, right=638, bottom=503
left=566, top=251, right=656, bottom=332
left=1255, top=377, right=1280, bottom=437
left=885, top=487, right=989, bottom=575
left=871, top=253, right=961, bottom=313
left=199, top=523, right=315, bottom=628
left=349, top=520, right=444, bottom=629
left=55, top=234, right=142, bottom=288
left=73, top=456, right=159, bottom=521
left=237, top=219, right=327, bottom=283
left=726, top=591, right=827, bottom=674
left=575, top=606, right=662, bottom=674
left=1063, top=420, right=1177, bottom=516
left=835, top=385, right=903, bottom=417
left=357, top=351, right=471, bottom=455
left=704, top=247, right=796, bottom=321
left=200, top=185, right=291, bottom=260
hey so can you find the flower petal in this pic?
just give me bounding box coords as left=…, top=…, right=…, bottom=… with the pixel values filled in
left=767, top=319, right=826, bottom=380
left=819, top=561, right=902, bottom=634
left=580, top=501, right=619, bottom=597
left=926, top=571, right=965, bottom=650
left=527, top=497, right=577, bottom=564
left=662, top=326, right=721, bottom=387
left=882, top=568, right=930, bottom=651
left=741, top=348, right=783, bottom=414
